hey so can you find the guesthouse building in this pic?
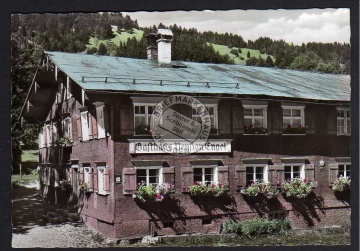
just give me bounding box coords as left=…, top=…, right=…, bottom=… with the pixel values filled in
left=21, top=29, right=351, bottom=239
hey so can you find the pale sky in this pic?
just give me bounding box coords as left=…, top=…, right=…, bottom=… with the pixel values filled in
left=122, top=9, right=350, bottom=45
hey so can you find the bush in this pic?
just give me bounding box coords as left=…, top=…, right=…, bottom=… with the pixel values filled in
left=230, top=49, right=239, bottom=56
left=223, top=219, right=291, bottom=236
left=98, top=43, right=107, bottom=55
left=87, top=47, right=97, bottom=54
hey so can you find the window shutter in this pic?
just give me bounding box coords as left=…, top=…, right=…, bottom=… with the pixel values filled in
left=328, top=163, right=338, bottom=186
left=163, top=167, right=175, bottom=184
left=89, top=168, right=93, bottom=190
left=76, top=114, right=82, bottom=141
left=88, top=112, right=93, bottom=139
left=218, top=166, right=229, bottom=185
left=218, top=104, right=231, bottom=134
left=54, top=168, right=60, bottom=187
left=79, top=167, right=84, bottom=185
left=235, top=165, right=246, bottom=190
left=104, top=168, right=110, bottom=192
left=181, top=166, right=194, bottom=192
left=327, top=107, right=337, bottom=135
left=93, top=168, right=98, bottom=191
left=92, top=110, right=98, bottom=139
left=123, top=168, right=137, bottom=195
left=305, top=164, right=315, bottom=181
left=120, top=106, right=133, bottom=135
left=103, top=106, right=109, bottom=136
left=232, top=105, right=242, bottom=134
left=268, top=165, right=285, bottom=186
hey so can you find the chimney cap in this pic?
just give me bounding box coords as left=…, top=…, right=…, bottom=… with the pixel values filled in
left=157, top=29, right=173, bottom=36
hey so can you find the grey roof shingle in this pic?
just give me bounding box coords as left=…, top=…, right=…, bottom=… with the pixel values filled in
left=46, top=51, right=350, bottom=101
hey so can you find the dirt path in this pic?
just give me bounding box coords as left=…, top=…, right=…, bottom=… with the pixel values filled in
left=12, top=183, right=108, bottom=248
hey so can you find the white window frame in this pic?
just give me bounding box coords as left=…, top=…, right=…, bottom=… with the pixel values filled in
left=83, top=165, right=90, bottom=184
left=133, top=103, right=157, bottom=125
left=337, top=107, right=351, bottom=136
left=97, top=165, right=106, bottom=193
left=192, top=105, right=218, bottom=130
left=282, top=106, right=305, bottom=128
left=96, top=105, right=106, bottom=138
left=245, top=164, right=269, bottom=185
left=284, top=164, right=305, bottom=180
left=337, top=162, right=351, bottom=179
left=46, top=123, right=52, bottom=146
left=135, top=166, right=163, bottom=186
left=66, top=76, right=72, bottom=99
left=243, top=105, right=268, bottom=128
left=39, top=125, right=46, bottom=148
left=81, top=111, right=90, bottom=141
left=62, top=117, right=72, bottom=139
left=193, top=166, right=219, bottom=185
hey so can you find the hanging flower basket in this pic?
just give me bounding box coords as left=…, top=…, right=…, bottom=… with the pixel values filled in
left=189, top=182, right=229, bottom=197
left=133, top=182, right=175, bottom=203
left=283, top=124, right=306, bottom=134
left=281, top=178, right=317, bottom=199
left=59, top=179, right=71, bottom=191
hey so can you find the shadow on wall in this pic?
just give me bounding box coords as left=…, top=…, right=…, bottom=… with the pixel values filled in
left=334, top=190, right=350, bottom=206
left=284, top=192, right=325, bottom=226
left=241, top=194, right=286, bottom=217
left=190, top=195, right=238, bottom=217
left=135, top=196, right=187, bottom=230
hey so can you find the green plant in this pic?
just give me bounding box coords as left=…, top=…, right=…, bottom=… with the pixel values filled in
left=283, top=124, right=306, bottom=134
left=333, top=176, right=351, bottom=192
left=79, top=182, right=90, bottom=192
left=243, top=125, right=269, bottom=134
left=135, top=124, right=152, bottom=135
left=222, top=219, right=291, bottom=236
left=210, top=127, right=218, bottom=134
left=281, top=178, right=317, bottom=199
left=189, top=182, right=228, bottom=197
left=241, top=180, right=279, bottom=199
left=58, top=137, right=73, bottom=145
left=133, top=182, right=175, bottom=202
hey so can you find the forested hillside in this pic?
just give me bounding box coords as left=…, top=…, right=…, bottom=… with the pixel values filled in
left=11, top=12, right=351, bottom=154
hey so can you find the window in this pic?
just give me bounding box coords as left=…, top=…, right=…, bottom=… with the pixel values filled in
left=136, top=167, right=162, bottom=185
left=62, top=117, right=72, bottom=139
left=52, top=122, right=59, bottom=143
left=338, top=164, right=351, bottom=179
left=83, top=164, right=91, bottom=184
left=246, top=166, right=268, bottom=186
left=285, top=165, right=305, bottom=180
left=337, top=108, right=351, bottom=135
left=96, top=105, right=106, bottom=138
left=243, top=105, right=267, bottom=128
left=193, top=167, right=218, bottom=185
left=134, top=105, right=155, bottom=127
left=46, top=123, right=52, bottom=146
left=192, top=105, right=218, bottom=130
left=81, top=111, right=90, bottom=141
left=202, top=219, right=212, bottom=225
left=282, top=106, right=305, bottom=128
left=97, top=165, right=106, bottom=193
left=268, top=211, right=287, bottom=220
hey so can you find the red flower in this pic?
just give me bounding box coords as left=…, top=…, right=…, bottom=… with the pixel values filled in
left=219, top=184, right=223, bottom=188
left=194, top=181, right=199, bottom=185
left=287, top=124, right=292, bottom=128
left=303, top=178, right=306, bottom=183
left=249, top=124, right=254, bottom=128
left=211, top=184, right=215, bottom=188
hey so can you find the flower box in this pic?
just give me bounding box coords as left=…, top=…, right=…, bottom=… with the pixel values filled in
left=243, top=125, right=269, bottom=135
left=133, top=182, right=175, bottom=203
left=189, top=182, right=228, bottom=197
left=333, top=176, right=350, bottom=192
left=281, top=178, right=317, bottom=199
left=283, top=125, right=306, bottom=135
left=240, top=180, right=279, bottom=199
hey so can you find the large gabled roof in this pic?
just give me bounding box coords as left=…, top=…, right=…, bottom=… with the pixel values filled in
left=46, top=51, right=350, bottom=102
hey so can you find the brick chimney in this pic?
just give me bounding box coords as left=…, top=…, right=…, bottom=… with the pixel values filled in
left=146, top=29, right=173, bottom=65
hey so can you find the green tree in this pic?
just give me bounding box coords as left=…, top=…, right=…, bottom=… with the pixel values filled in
left=247, top=51, right=250, bottom=58
left=265, top=55, right=274, bottom=67
left=98, top=43, right=107, bottom=55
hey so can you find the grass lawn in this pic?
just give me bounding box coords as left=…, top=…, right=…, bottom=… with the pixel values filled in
left=12, top=149, right=39, bottom=187
left=88, top=28, right=144, bottom=48
left=209, top=43, right=275, bottom=65
left=22, top=149, right=38, bottom=162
